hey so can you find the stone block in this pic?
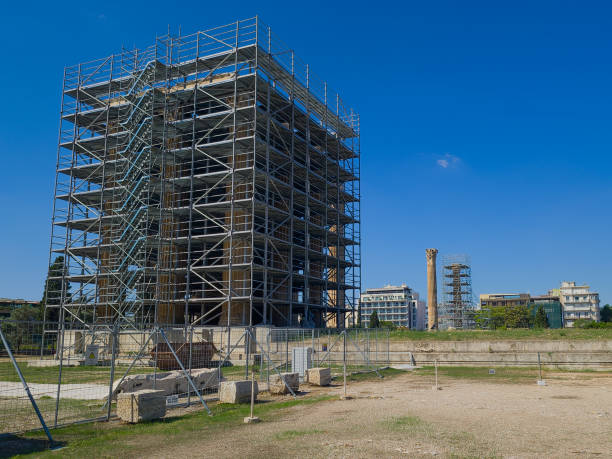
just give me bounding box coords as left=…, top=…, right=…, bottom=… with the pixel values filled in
left=219, top=380, right=257, bottom=404
left=117, top=389, right=166, bottom=423
left=306, top=367, right=331, bottom=386
left=112, top=368, right=220, bottom=398
left=269, top=372, right=299, bottom=394
left=191, top=368, right=221, bottom=392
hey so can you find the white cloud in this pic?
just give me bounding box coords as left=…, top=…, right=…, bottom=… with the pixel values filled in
left=436, top=153, right=460, bottom=169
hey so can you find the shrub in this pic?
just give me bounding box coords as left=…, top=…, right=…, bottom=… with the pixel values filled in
left=573, top=319, right=612, bottom=329
left=369, top=311, right=380, bottom=328
left=379, top=321, right=397, bottom=330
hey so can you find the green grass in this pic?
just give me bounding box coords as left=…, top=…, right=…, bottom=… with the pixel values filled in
left=414, top=365, right=537, bottom=383
left=219, top=364, right=403, bottom=384
left=338, top=367, right=405, bottom=382
left=0, top=362, right=155, bottom=385
left=0, top=397, right=110, bottom=435
left=274, top=428, right=325, bottom=440
left=412, top=365, right=612, bottom=383
left=382, top=415, right=427, bottom=431
left=4, top=395, right=334, bottom=458
left=387, top=328, right=612, bottom=341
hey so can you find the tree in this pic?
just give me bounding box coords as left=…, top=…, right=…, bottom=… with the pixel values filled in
left=41, top=256, right=70, bottom=322
left=4, top=305, right=42, bottom=353
left=474, top=306, right=505, bottom=329
left=369, top=311, right=380, bottom=328
left=504, top=304, right=531, bottom=328
left=601, top=305, right=612, bottom=323
left=473, top=309, right=488, bottom=328
left=533, top=305, right=549, bottom=329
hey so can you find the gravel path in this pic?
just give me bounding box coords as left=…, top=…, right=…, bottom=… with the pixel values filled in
left=155, top=371, right=612, bottom=458
left=0, top=381, right=108, bottom=400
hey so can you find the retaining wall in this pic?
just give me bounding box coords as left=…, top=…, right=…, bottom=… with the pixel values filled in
left=370, top=340, right=612, bottom=369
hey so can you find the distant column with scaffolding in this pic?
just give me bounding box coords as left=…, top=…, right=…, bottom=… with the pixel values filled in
left=438, top=254, right=475, bottom=329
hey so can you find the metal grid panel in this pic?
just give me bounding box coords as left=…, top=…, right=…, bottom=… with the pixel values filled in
left=0, top=322, right=388, bottom=435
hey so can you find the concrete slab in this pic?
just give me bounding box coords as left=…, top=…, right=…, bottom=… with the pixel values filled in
left=112, top=368, right=219, bottom=397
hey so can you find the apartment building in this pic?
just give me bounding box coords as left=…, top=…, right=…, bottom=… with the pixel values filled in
left=479, top=293, right=531, bottom=308
left=555, top=281, right=600, bottom=327
left=360, top=284, right=424, bottom=329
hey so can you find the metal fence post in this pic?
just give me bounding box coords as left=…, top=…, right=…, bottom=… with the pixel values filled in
left=310, top=329, right=314, bottom=369
left=375, top=328, right=378, bottom=369
left=106, top=324, right=118, bottom=421
left=266, top=328, right=270, bottom=387
left=343, top=330, right=347, bottom=397
left=245, top=326, right=250, bottom=380
left=250, top=350, right=256, bottom=420
left=153, top=327, right=159, bottom=389
left=434, top=359, right=438, bottom=390
left=316, top=329, right=320, bottom=367
left=53, top=320, right=65, bottom=428
left=218, top=328, right=223, bottom=389
left=387, top=330, right=390, bottom=365
left=327, top=328, right=331, bottom=369
left=188, top=326, right=194, bottom=406
left=538, top=352, right=543, bottom=381
left=366, top=329, right=370, bottom=370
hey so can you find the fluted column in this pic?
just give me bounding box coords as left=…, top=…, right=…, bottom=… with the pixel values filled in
left=426, top=248, right=438, bottom=330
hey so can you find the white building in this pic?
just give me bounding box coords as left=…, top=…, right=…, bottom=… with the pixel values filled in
left=359, top=284, right=425, bottom=329
left=555, top=281, right=600, bottom=327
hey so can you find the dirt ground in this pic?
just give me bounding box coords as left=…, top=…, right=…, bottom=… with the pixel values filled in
left=155, top=371, right=612, bottom=458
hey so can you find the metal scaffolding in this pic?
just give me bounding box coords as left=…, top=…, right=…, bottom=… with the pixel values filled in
left=45, top=17, right=360, bottom=333
left=438, top=254, right=475, bottom=329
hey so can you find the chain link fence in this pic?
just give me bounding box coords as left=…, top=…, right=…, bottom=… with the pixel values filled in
left=0, top=321, right=390, bottom=435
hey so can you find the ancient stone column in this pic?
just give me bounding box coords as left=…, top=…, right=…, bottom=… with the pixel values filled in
left=426, top=248, right=438, bottom=330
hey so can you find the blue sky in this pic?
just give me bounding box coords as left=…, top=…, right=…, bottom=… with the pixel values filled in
left=0, top=1, right=610, bottom=305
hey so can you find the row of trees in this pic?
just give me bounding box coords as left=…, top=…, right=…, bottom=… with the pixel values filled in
left=475, top=304, right=612, bottom=329
left=474, top=304, right=549, bottom=329
left=369, top=305, right=551, bottom=330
